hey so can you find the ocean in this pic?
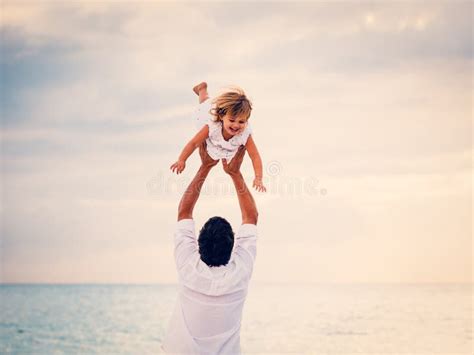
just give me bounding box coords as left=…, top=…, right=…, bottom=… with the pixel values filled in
left=0, top=283, right=471, bottom=354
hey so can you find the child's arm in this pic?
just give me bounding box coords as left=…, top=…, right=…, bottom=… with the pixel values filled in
left=245, top=135, right=267, bottom=192
left=170, top=125, right=209, bottom=174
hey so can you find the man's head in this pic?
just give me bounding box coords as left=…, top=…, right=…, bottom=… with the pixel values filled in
left=198, top=216, right=235, bottom=267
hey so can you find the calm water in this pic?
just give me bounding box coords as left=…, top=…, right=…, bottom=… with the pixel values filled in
left=0, top=283, right=471, bottom=354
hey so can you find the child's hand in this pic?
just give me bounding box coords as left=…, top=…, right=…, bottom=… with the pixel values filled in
left=170, top=160, right=186, bottom=174
left=253, top=177, right=266, bottom=192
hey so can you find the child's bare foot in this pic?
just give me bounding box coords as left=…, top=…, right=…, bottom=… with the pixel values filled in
left=193, top=81, right=208, bottom=95
left=193, top=82, right=209, bottom=103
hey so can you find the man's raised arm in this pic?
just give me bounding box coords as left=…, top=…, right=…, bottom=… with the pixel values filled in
left=222, top=146, right=258, bottom=225
left=177, top=143, right=218, bottom=221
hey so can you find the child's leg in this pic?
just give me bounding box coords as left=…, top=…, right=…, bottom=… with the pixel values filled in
left=199, top=90, right=209, bottom=104
left=193, top=81, right=209, bottom=104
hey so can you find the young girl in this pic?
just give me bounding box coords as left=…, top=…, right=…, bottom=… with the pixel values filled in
left=170, top=82, right=266, bottom=192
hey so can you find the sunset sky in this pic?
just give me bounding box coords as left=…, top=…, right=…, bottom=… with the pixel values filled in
left=1, top=1, right=472, bottom=284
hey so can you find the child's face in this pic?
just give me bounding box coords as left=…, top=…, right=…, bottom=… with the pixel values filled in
left=222, top=113, right=248, bottom=137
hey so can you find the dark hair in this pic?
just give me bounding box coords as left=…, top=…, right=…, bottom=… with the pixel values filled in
left=198, top=216, right=235, bottom=267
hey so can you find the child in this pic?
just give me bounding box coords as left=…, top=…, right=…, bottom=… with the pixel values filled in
left=170, top=82, right=266, bottom=192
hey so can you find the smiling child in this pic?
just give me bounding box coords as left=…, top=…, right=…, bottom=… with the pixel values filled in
left=170, top=82, right=266, bottom=192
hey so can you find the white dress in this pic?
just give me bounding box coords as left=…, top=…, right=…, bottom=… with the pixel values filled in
left=195, top=99, right=252, bottom=163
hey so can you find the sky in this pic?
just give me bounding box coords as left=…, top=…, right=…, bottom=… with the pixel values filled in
left=1, top=1, right=472, bottom=284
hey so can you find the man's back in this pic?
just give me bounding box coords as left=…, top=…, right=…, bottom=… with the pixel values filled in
left=162, top=220, right=257, bottom=354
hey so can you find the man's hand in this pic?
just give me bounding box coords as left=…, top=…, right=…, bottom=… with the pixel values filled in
left=223, top=145, right=258, bottom=224
left=199, top=142, right=218, bottom=168
left=222, top=145, right=246, bottom=176
left=177, top=143, right=216, bottom=221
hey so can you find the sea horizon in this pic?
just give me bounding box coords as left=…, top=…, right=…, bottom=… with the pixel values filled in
left=2, top=281, right=472, bottom=285
left=1, top=282, right=471, bottom=354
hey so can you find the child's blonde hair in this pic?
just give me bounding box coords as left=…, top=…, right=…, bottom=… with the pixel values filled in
left=209, top=86, right=253, bottom=122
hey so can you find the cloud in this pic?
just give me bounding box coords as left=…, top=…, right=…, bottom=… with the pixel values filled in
left=1, top=1, right=471, bottom=283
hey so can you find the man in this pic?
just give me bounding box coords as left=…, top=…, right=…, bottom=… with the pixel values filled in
left=161, top=142, right=259, bottom=354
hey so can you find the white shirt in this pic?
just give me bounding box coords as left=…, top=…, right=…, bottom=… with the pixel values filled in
left=161, top=219, right=258, bottom=354
left=195, top=100, right=253, bottom=163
